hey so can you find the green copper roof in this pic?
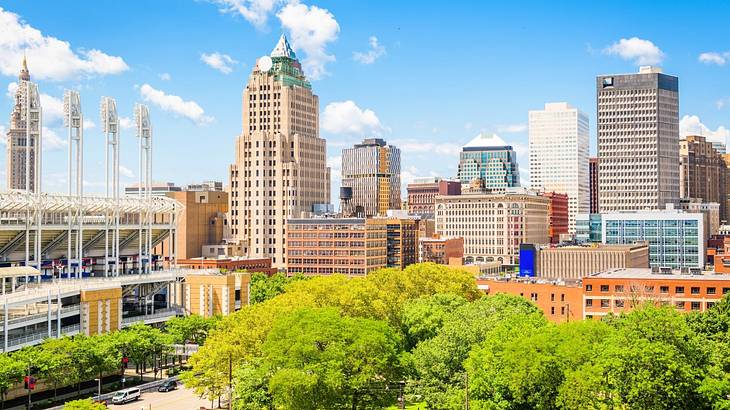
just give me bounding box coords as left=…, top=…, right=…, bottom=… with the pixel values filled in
left=271, top=55, right=311, bottom=89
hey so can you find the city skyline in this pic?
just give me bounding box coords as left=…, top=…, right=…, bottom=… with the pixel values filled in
left=0, top=1, right=729, bottom=203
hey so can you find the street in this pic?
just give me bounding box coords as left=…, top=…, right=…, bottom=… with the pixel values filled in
left=109, top=385, right=212, bottom=410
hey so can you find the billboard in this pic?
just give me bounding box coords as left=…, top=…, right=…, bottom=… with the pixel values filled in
left=519, top=244, right=537, bottom=277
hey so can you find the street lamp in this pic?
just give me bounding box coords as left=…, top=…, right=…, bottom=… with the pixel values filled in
left=94, top=378, right=101, bottom=401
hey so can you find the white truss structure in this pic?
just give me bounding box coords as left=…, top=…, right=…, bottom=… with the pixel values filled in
left=64, top=90, right=83, bottom=278
left=24, top=81, right=42, bottom=270
left=101, top=97, right=120, bottom=277
left=135, top=104, right=153, bottom=274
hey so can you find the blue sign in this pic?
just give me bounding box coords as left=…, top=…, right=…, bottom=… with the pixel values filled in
left=519, top=245, right=536, bottom=277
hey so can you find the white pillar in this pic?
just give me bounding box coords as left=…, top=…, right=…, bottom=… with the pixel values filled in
left=47, top=290, right=51, bottom=338
left=56, top=289, right=61, bottom=337
left=3, top=302, right=8, bottom=352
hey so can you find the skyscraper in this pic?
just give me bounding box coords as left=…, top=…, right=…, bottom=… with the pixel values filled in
left=341, top=138, right=401, bottom=216
left=680, top=135, right=727, bottom=222
left=456, top=133, right=519, bottom=190
left=6, top=56, right=37, bottom=191
left=596, top=66, right=680, bottom=212
left=528, top=102, right=589, bottom=233
left=589, top=157, right=599, bottom=214
left=227, top=35, right=330, bottom=269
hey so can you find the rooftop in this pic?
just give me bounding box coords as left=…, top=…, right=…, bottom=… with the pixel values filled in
left=463, top=133, right=509, bottom=149
left=590, top=268, right=730, bottom=281
left=271, top=34, right=296, bottom=59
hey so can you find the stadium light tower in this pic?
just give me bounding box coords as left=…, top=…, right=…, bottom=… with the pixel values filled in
left=63, top=90, right=84, bottom=279
left=24, top=81, right=42, bottom=271
left=100, top=97, right=120, bottom=277
left=135, top=103, right=152, bottom=274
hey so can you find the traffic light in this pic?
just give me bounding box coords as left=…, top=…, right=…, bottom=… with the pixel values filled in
left=23, top=376, right=36, bottom=390
left=122, top=356, right=129, bottom=368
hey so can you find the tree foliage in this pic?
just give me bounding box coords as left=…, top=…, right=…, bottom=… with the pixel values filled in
left=63, top=398, right=108, bottom=410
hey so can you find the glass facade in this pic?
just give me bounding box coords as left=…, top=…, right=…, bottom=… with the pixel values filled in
left=602, top=216, right=702, bottom=268
left=457, top=148, right=520, bottom=189
left=576, top=213, right=602, bottom=243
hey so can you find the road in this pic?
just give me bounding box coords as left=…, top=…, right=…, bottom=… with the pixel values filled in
left=110, top=385, right=212, bottom=410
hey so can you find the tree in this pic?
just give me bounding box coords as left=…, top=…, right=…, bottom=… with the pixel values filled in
left=63, top=398, right=107, bottom=410
left=248, top=272, right=308, bottom=304
left=401, top=293, right=468, bottom=349
left=38, top=337, right=76, bottom=400
left=0, top=354, right=24, bottom=408
left=71, top=335, right=120, bottom=394
left=261, top=308, right=403, bottom=409
left=113, top=324, right=169, bottom=378
left=165, top=315, right=218, bottom=346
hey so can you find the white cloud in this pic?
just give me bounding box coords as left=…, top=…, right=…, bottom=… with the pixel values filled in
left=0, top=7, right=129, bottom=81
left=42, top=127, right=66, bottom=151
left=392, top=139, right=461, bottom=156
left=139, top=84, right=213, bottom=126
left=464, top=122, right=473, bottom=130
left=604, top=37, right=664, bottom=66
left=277, top=2, right=339, bottom=80
left=159, top=72, right=171, bottom=81
left=353, top=36, right=386, bottom=65
left=119, top=165, right=134, bottom=178
left=119, top=116, right=134, bottom=129
left=201, top=52, right=238, bottom=74
left=680, top=115, right=730, bottom=145
left=322, top=100, right=385, bottom=136
left=83, top=119, right=95, bottom=130
left=210, top=0, right=279, bottom=28
left=327, top=155, right=341, bottom=181
left=39, top=93, right=64, bottom=123
left=717, top=98, right=730, bottom=110
left=6, top=81, right=17, bottom=98
left=699, top=52, right=730, bottom=66
left=497, top=124, right=528, bottom=133
left=0, top=124, right=6, bottom=145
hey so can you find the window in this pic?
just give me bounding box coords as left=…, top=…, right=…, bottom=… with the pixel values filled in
left=601, top=299, right=610, bottom=308
left=561, top=306, right=565, bottom=315
left=644, top=286, right=654, bottom=293
left=586, top=284, right=593, bottom=291
left=707, top=287, right=716, bottom=295
left=615, top=285, right=624, bottom=293
left=723, top=287, right=730, bottom=295
left=675, top=301, right=685, bottom=309
left=551, top=293, right=555, bottom=302
left=691, top=287, right=700, bottom=295
left=707, top=301, right=716, bottom=309
left=615, top=300, right=625, bottom=308
left=585, top=299, right=593, bottom=307
left=659, top=286, right=669, bottom=294
left=551, top=307, right=555, bottom=315
left=600, top=285, right=609, bottom=292
left=675, top=286, right=685, bottom=294
left=561, top=294, right=565, bottom=302
left=691, top=301, right=701, bottom=311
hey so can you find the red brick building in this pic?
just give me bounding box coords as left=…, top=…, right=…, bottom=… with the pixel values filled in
left=407, top=178, right=461, bottom=215
left=477, top=277, right=583, bottom=323
left=589, top=157, right=599, bottom=213
left=419, top=236, right=464, bottom=265
left=177, top=257, right=277, bottom=274
left=542, top=192, right=569, bottom=243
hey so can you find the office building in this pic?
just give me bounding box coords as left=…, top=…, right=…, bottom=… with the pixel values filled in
left=597, top=66, right=680, bottom=212
left=529, top=102, right=590, bottom=233
left=6, top=57, right=37, bottom=192
left=372, top=212, right=420, bottom=269
left=589, top=157, right=599, bottom=213
left=341, top=138, right=401, bottom=217
left=125, top=182, right=182, bottom=196
left=227, top=34, right=331, bottom=269
left=519, top=242, right=649, bottom=280
left=456, top=133, right=520, bottom=190
left=680, top=135, right=727, bottom=222
left=477, top=277, right=583, bottom=323
left=583, top=268, right=730, bottom=318
left=713, top=142, right=727, bottom=155
left=434, top=191, right=550, bottom=265
left=576, top=213, right=603, bottom=243
left=185, top=181, right=224, bottom=191
left=679, top=199, right=720, bottom=238
left=419, top=236, right=464, bottom=265
left=406, top=177, right=461, bottom=215
left=543, top=191, right=569, bottom=243
left=286, top=218, right=387, bottom=276
left=602, top=207, right=704, bottom=268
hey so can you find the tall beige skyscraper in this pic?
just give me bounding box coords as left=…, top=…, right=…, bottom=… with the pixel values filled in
left=6, top=56, right=37, bottom=191
left=596, top=66, right=679, bottom=212
left=227, top=35, right=330, bottom=268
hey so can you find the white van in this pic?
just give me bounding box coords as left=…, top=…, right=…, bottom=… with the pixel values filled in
left=111, top=387, right=141, bottom=404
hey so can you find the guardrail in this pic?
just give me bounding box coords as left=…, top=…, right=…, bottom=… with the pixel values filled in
left=121, top=308, right=182, bottom=326
left=2, top=305, right=80, bottom=328
left=3, top=324, right=80, bottom=351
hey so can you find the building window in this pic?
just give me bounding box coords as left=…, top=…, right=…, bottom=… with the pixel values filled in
left=615, top=285, right=624, bottom=293
left=551, top=293, right=555, bottom=302
left=585, top=299, right=593, bottom=307
left=644, top=286, right=654, bottom=293
left=551, top=307, right=555, bottom=315
left=586, top=285, right=593, bottom=292
left=615, top=299, right=625, bottom=308
left=691, top=287, right=700, bottom=295
left=707, top=287, right=716, bottom=295
left=601, top=299, right=610, bottom=308
left=659, top=286, right=669, bottom=294
left=691, top=301, right=701, bottom=311
left=600, top=285, right=609, bottom=292
left=707, top=301, right=716, bottom=309
left=675, top=286, right=685, bottom=294
left=675, top=301, right=685, bottom=309
left=561, top=306, right=565, bottom=315
left=723, top=287, right=730, bottom=295
left=560, top=294, right=565, bottom=302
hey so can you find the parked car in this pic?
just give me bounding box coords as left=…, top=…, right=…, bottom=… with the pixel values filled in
left=158, top=379, right=177, bottom=392
left=111, top=387, right=141, bottom=404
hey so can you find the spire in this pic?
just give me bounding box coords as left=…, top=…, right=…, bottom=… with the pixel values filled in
left=270, top=33, right=296, bottom=59
left=19, top=52, right=30, bottom=82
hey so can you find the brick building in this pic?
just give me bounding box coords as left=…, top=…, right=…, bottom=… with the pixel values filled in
left=543, top=192, right=569, bottom=243
left=419, top=236, right=464, bottom=265
left=407, top=177, right=461, bottom=215
left=477, top=277, right=583, bottom=323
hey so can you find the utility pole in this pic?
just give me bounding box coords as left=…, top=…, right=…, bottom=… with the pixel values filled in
left=228, top=352, right=233, bottom=410
left=399, top=381, right=405, bottom=410
left=464, top=372, right=469, bottom=410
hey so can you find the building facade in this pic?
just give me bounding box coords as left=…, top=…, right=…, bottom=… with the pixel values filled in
left=596, top=66, right=680, bottom=212
left=529, top=102, right=590, bottom=233
left=419, top=236, right=464, bottom=265
left=227, top=35, right=331, bottom=268
left=6, top=57, right=37, bottom=192
left=375, top=215, right=419, bottom=269
left=528, top=243, right=649, bottom=280
left=434, top=191, right=550, bottom=265
left=286, top=218, right=387, bottom=276
left=601, top=208, right=704, bottom=268
left=406, top=177, right=461, bottom=215
left=583, top=268, right=730, bottom=318
left=589, top=157, right=599, bottom=214
left=341, top=138, right=401, bottom=217
left=543, top=191, right=569, bottom=243
left=680, top=135, right=727, bottom=222
left=477, top=277, right=583, bottom=323
left=680, top=198, right=720, bottom=239
left=456, top=133, right=519, bottom=190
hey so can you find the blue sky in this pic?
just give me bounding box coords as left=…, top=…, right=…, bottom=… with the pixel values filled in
left=1, top=0, right=729, bottom=202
